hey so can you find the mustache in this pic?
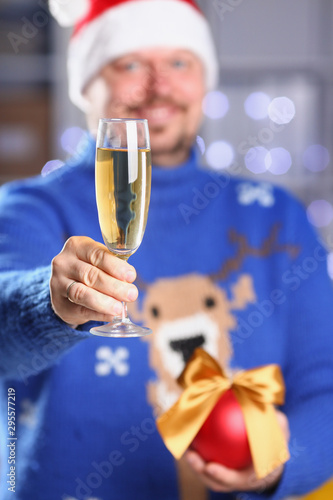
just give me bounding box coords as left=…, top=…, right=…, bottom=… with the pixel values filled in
left=109, top=93, right=187, bottom=116
left=130, top=97, right=186, bottom=112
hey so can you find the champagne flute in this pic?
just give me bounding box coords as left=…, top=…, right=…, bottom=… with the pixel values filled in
left=90, top=118, right=152, bottom=337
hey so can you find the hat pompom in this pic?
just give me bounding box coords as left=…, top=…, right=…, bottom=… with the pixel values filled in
left=49, top=0, right=90, bottom=27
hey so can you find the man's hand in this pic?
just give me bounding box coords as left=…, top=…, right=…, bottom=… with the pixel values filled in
left=184, top=410, right=289, bottom=493
left=50, top=236, right=138, bottom=326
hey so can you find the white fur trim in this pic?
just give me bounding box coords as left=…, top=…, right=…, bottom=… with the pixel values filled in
left=49, top=0, right=90, bottom=27
left=67, top=0, right=219, bottom=110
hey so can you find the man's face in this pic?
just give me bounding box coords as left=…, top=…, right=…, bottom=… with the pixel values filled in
left=84, top=49, right=206, bottom=166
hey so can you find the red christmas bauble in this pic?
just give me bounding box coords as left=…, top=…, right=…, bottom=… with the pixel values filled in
left=190, top=389, right=252, bottom=469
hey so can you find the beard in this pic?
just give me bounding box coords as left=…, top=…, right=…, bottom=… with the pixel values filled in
left=150, top=126, right=192, bottom=154
left=107, top=95, right=200, bottom=165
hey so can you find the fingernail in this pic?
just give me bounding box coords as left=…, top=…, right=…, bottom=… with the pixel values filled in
left=127, top=287, right=137, bottom=301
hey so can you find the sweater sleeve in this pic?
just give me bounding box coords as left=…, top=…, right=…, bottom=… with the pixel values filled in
left=0, top=178, right=90, bottom=381
left=242, top=196, right=333, bottom=499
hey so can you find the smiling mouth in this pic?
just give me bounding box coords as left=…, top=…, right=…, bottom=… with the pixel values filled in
left=133, top=104, right=181, bottom=125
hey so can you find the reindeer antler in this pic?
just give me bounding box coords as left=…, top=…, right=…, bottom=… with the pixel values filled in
left=211, top=223, right=300, bottom=282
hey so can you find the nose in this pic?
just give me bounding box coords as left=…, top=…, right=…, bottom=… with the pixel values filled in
left=146, top=63, right=172, bottom=97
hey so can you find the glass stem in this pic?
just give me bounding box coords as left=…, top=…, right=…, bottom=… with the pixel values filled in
left=120, top=255, right=130, bottom=323
left=121, top=301, right=129, bottom=322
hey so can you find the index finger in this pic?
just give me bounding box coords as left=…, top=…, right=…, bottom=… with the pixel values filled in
left=184, top=451, right=247, bottom=493
left=73, top=238, right=137, bottom=283
left=204, top=462, right=254, bottom=488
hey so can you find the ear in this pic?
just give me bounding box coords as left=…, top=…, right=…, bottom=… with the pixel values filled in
left=229, top=274, right=256, bottom=310
left=83, top=76, right=110, bottom=136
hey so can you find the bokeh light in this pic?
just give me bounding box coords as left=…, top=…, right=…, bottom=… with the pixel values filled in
left=196, top=135, right=206, bottom=155
left=41, top=159, right=65, bottom=177
left=60, top=126, right=86, bottom=154
left=244, top=92, right=271, bottom=120
left=206, top=140, right=235, bottom=170
left=268, top=96, right=295, bottom=125
left=202, top=91, right=230, bottom=119
left=307, top=200, right=333, bottom=228
left=265, top=147, right=292, bottom=175
left=327, top=253, right=333, bottom=280
left=303, top=144, right=330, bottom=172
left=244, top=146, right=269, bottom=174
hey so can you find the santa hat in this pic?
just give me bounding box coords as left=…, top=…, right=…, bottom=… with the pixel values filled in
left=49, top=0, right=219, bottom=110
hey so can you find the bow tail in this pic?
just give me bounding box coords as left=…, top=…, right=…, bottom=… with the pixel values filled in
left=234, top=388, right=290, bottom=479
left=157, top=388, right=224, bottom=460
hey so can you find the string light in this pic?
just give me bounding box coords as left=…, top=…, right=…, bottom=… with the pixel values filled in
left=327, top=253, right=333, bottom=280
left=265, top=147, right=292, bottom=175
left=245, top=146, right=269, bottom=174
left=268, top=96, right=295, bottom=125
left=303, top=144, right=330, bottom=172
left=244, top=92, right=271, bottom=120
left=196, top=135, right=206, bottom=155
left=307, top=200, right=333, bottom=228
left=41, top=160, right=65, bottom=176
left=60, top=126, right=86, bottom=155
left=206, top=140, right=235, bottom=170
left=202, top=91, right=229, bottom=119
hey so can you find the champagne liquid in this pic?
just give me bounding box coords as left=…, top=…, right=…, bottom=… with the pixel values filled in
left=96, top=148, right=151, bottom=259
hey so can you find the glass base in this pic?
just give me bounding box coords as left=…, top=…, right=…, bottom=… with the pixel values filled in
left=90, top=318, right=152, bottom=338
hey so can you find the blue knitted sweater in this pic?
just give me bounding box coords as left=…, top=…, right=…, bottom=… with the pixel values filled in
left=0, top=136, right=333, bottom=500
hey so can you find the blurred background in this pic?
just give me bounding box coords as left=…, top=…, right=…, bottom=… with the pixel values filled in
left=0, top=0, right=333, bottom=253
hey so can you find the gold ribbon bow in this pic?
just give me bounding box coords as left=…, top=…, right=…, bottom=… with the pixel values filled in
left=157, top=348, right=290, bottom=479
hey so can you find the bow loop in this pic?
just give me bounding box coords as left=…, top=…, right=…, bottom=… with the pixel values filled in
left=233, top=365, right=286, bottom=405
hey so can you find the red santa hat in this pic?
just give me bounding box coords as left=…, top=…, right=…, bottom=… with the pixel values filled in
left=49, top=0, right=219, bottom=110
